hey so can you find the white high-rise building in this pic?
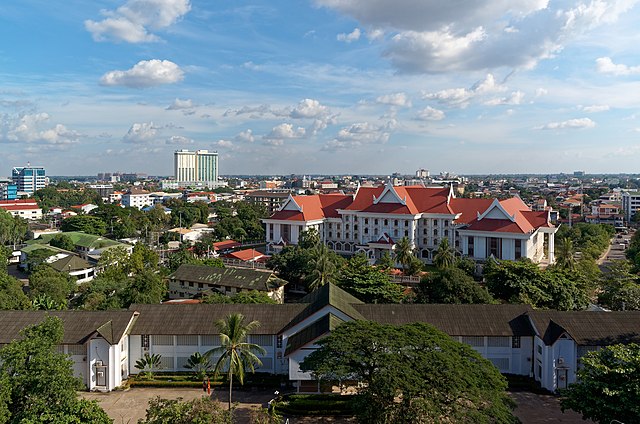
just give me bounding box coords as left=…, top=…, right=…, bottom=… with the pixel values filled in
left=173, top=149, right=219, bottom=187
left=12, top=165, right=46, bottom=194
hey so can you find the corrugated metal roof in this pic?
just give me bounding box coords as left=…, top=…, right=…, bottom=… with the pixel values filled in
left=129, top=303, right=305, bottom=335
left=169, top=264, right=286, bottom=291
left=0, top=311, right=136, bottom=345
left=285, top=314, right=344, bottom=355
left=354, top=304, right=535, bottom=337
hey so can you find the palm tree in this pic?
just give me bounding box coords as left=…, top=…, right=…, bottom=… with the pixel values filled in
left=135, top=353, right=162, bottom=379
left=555, top=237, right=576, bottom=271
left=306, top=244, right=337, bottom=290
left=205, top=313, right=266, bottom=412
left=393, top=237, right=415, bottom=279
left=433, top=238, right=455, bottom=269
left=183, top=352, right=212, bottom=381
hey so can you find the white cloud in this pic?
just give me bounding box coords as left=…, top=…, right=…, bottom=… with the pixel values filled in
left=366, top=28, right=384, bottom=41
left=216, top=139, right=235, bottom=149
left=376, top=92, right=412, bottom=107
left=537, top=117, right=596, bottom=130
left=123, top=122, right=159, bottom=143
left=337, top=28, right=361, bottom=43
left=85, top=0, right=191, bottom=43
left=415, top=106, right=445, bottom=121
left=325, top=120, right=395, bottom=149
left=596, top=57, right=640, bottom=75
left=4, top=113, right=80, bottom=146
left=484, top=91, right=525, bottom=106
left=423, top=74, right=505, bottom=108
left=581, top=104, right=610, bottom=113
left=166, top=98, right=195, bottom=110
left=290, top=99, right=330, bottom=119
left=166, top=135, right=193, bottom=144
left=101, top=60, right=184, bottom=88
left=263, top=123, right=306, bottom=145
left=317, top=0, right=638, bottom=73
left=234, top=129, right=255, bottom=143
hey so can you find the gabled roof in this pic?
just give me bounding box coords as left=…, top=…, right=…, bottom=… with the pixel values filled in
left=49, top=254, right=93, bottom=272
left=282, top=283, right=365, bottom=332
left=129, top=303, right=305, bottom=335
left=460, top=197, right=552, bottom=234
left=226, top=248, right=266, bottom=261
left=268, top=194, right=352, bottom=221
left=32, top=231, right=127, bottom=250
left=0, top=311, right=137, bottom=345
left=527, top=310, right=640, bottom=346
left=285, top=313, right=344, bottom=356
left=169, top=264, right=287, bottom=291
left=344, top=185, right=453, bottom=215
left=212, top=240, right=241, bottom=251
left=354, top=304, right=534, bottom=336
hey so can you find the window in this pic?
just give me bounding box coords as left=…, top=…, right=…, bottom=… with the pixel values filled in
left=461, top=336, right=484, bottom=347
left=364, top=218, right=368, bottom=224
left=337, top=232, right=341, bottom=239
left=444, top=220, right=449, bottom=227
left=364, top=228, right=369, bottom=234
left=444, top=229, right=449, bottom=236
left=152, top=335, right=174, bottom=346
left=423, top=228, right=427, bottom=235
left=394, top=230, right=398, bottom=237
left=354, top=225, right=358, bottom=231
left=489, top=237, right=500, bottom=258
left=176, top=335, right=198, bottom=346
left=404, top=221, right=408, bottom=227
left=515, top=240, right=522, bottom=259
left=468, top=236, right=474, bottom=256
left=487, top=337, right=510, bottom=347
left=384, top=219, right=388, bottom=226
left=201, top=335, right=221, bottom=346
left=512, top=336, right=521, bottom=349
left=404, top=230, right=408, bottom=237
left=394, top=220, right=398, bottom=226
left=537, top=345, right=543, bottom=355
left=433, top=229, right=438, bottom=236
left=433, top=219, right=438, bottom=226
left=346, top=224, right=350, bottom=230
left=328, top=232, right=332, bottom=238
left=277, top=335, right=283, bottom=349
left=249, top=335, right=274, bottom=346
left=374, top=219, right=378, bottom=225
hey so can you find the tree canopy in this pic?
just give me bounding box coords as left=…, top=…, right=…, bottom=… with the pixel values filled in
left=0, top=317, right=112, bottom=423
left=417, top=267, right=494, bottom=304
left=60, top=215, right=107, bottom=236
left=561, top=343, right=640, bottom=424
left=139, top=396, right=231, bottom=424
left=301, top=320, right=517, bottom=423
left=336, top=254, right=404, bottom=304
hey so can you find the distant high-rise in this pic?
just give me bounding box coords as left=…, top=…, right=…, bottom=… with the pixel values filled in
left=12, top=165, right=46, bottom=194
left=174, top=149, right=218, bottom=186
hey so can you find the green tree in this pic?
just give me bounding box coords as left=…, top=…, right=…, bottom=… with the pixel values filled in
left=433, top=238, right=455, bottom=269
left=60, top=215, right=107, bottom=235
left=375, top=251, right=395, bottom=271
left=31, top=293, right=65, bottom=310
left=28, top=265, right=75, bottom=306
left=123, top=270, right=166, bottom=306
left=266, top=245, right=314, bottom=287
left=417, top=267, right=494, bottom=304
left=561, top=343, right=640, bottom=424
left=306, top=244, right=338, bottom=290
left=301, top=321, right=516, bottom=423
left=0, top=273, right=30, bottom=310
left=135, top=353, right=163, bottom=379
left=205, top=313, right=266, bottom=413
left=167, top=246, right=199, bottom=272
left=25, top=248, right=56, bottom=272
left=230, top=290, right=277, bottom=304
left=0, top=317, right=112, bottom=423
left=183, top=352, right=213, bottom=381
left=139, top=396, right=231, bottom=424
left=0, top=210, right=28, bottom=248
left=75, top=274, right=128, bottom=310
left=129, top=243, right=160, bottom=274
left=598, top=260, right=640, bottom=310
left=555, top=237, right=577, bottom=271
left=298, top=228, right=320, bottom=249
left=393, top=237, right=415, bottom=277
left=49, top=233, right=75, bottom=251
left=336, top=254, right=404, bottom=303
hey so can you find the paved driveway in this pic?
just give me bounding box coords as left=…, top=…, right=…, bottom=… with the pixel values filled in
left=83, top=388, right=590, bottom=424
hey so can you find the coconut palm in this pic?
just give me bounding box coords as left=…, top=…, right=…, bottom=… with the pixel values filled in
left=306, top=244, right=337, bottom=290
left=433, top=238, right=455, bottom=269
left=393, top=237, right=415, bottom=279
left=555, top=237, right=576, bottom=271
left=205, top=313, right=266, bottom=412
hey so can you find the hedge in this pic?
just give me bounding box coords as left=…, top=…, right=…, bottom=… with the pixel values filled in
left=273, top=394, right=356, bottom=416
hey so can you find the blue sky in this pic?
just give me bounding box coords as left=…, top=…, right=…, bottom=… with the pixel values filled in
left=1, top=0, right=640, bottom=176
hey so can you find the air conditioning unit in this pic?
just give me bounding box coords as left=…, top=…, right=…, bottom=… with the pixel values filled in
left=557, top=357, right=565, bottom=365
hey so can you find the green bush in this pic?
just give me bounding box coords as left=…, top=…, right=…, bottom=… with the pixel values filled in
left=273, top=394, right=355, bottom=416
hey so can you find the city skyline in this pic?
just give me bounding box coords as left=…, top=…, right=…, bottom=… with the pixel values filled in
left=2, top=0, right=640, bottom=176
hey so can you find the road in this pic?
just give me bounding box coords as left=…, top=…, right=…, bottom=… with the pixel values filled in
left=598, top=229, right=635, bottom=272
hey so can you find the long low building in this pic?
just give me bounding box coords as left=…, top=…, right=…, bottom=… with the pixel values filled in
left=1, top=284, right=639, bottom=393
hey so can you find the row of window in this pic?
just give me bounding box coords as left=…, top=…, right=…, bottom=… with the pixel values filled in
left=149, top=334, right=274, bottom=347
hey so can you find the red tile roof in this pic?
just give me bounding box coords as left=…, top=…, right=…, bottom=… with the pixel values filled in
left=269, top=194, right=352, bottom=221
left=226, top=248, right=266, bottom=261
left=212, top=240, right=241, bottom=251
left=345, top=185, right=452, bottom=215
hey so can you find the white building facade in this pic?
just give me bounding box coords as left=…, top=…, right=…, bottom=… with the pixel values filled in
left=264, top=183, right=557, bottom=265
left=174, top=149, right=219, bottom=187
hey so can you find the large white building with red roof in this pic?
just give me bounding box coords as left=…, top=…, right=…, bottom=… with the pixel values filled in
left=264, top=183, right=557, bottom=265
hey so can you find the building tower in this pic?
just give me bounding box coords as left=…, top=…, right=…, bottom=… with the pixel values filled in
left=11, top=164, right=46, bottom=194
left=174, top=149, right=218, bottom=186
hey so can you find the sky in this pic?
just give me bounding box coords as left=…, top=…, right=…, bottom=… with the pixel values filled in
left=1, top=0, right=640, bottom=177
